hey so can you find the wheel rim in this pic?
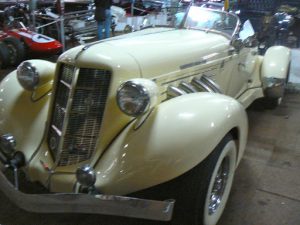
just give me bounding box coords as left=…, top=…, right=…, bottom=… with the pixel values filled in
left=208, top=156, right=230, bottom=215
left=6, top=44, right=17, bottom=65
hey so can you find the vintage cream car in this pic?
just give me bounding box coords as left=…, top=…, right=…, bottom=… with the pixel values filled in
left=0, top=5, right=291, bottom=225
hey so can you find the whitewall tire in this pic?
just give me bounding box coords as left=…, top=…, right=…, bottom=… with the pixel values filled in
left=130, top=134, right=238, bottom=225
left=203, top=139, right=237, bottom=225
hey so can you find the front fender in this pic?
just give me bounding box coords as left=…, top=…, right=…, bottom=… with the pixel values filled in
left=262, top=46, right=291, bottom=80
left=261, top=46, right=291, bottom=98
left=94, top=93, right=248, bottom=195
left=0, top=70, right=52, bottom=162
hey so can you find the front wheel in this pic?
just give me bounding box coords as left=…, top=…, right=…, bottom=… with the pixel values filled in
left=171, top=134, right=237, bottom=225
left=202, top=135, right=237, bottom=225
left=132, top=134, right=237, bottom=225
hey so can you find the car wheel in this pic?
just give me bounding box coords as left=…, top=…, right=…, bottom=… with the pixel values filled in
left=131, top=134, right=237, bottom=225
left=0, top=42, right=10, bottom=69
left=202, top=135, right=237, bottom=225
left=261, top=97, right=282, bottom=110
left=3, top=37, right=25, bottom=66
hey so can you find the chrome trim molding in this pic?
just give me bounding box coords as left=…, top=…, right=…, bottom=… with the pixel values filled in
left=201, top=75, right=222, bottom=94
left=180, top=59, right=207, bottom=70
left=48, top=65, right=111, bottom=167
left=0, top=171, right=174, bottom=221
left=191, top=77, right=214, bottom=93
left=263, top=77, right=286, bottom=98
left=263, top=77, right=285, bottom=88
left=167, top=86, right=187, bottom=98
left=179, top=81, right=198, bottom=93
left=167, top=75, right=222, bottom=99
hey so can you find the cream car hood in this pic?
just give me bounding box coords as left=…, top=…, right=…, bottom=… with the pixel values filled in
left=107, top=28, right=230, bottom=78
left=61, top=28, right=230, bottom=78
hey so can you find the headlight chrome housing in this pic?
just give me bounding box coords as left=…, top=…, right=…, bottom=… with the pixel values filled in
left=117, top=79, right=159, bottom=117
left=17, top=61, right=39, bottom=91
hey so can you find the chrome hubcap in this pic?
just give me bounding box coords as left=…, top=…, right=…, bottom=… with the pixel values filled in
left=208, top=156, right=230, bottom=215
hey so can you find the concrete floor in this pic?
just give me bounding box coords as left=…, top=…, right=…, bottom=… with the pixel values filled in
left=0, top=60, right=299, bottom=224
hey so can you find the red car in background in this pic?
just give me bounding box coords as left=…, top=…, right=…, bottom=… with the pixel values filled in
left=0, top=2, right=62, bottom=68
left=0, top=22, right=62, bottom=68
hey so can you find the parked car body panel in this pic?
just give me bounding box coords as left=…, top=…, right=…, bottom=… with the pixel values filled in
left=262, top=46, right=291, bottom=79
left=92, top=92, right=248, bottom=195
left=0, top=71, right=51, bottom=161
left=103, top=29, right=229, bottom=77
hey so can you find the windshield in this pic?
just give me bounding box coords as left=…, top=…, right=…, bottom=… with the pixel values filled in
left=182, top=6, right=239, bottom=37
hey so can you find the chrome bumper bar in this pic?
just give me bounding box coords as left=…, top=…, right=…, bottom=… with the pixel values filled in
left=0, top=171, right=174, bottom=221
left=263, top=77, right=286, bottom=98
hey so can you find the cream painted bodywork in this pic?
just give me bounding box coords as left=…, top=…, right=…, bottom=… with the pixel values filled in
left=0, top=24, right=290, bottom=194
left=262, top=46, right=291, bottom=80
left=93, top=93, right=247, bottom=195
left=0, top=72, right=51, bottom=162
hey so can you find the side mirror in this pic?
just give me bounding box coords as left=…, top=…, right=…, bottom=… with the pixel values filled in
left=231, top=38, right=243, bottom=51
left=243, top=36, right=258, bottom=48
left=233, top=20, right=257, bottom=49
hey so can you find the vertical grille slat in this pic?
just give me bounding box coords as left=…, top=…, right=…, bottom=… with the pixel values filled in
left=52, top=105, right=65, bottom=131
left=48, top=65, right=111, bottom=166
left=48, top=64, right=74, bottom=157
left=61, top=65, right=74, bottom=84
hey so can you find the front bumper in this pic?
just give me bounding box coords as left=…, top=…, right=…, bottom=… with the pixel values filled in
left=0, top=171, right=174, bottom=221
left=263, top=77, right=286, bottom=98
left=0, top=134, right=174, bottom=221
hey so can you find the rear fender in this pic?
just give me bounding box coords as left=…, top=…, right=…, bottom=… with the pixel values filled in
left=94, top=93, right=248, bottom=195
left=0, top=70, right=52, bottom=162
left=261, top=46, right=291, bottom=98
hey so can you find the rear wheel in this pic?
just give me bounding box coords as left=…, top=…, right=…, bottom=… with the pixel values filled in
left=261, top=97, right=282, bottom=109
left=260, top=64, right=290, bottom=110
left=3, top=37, right=25, bottom=66
left=0, top=42, right=10, bottom=68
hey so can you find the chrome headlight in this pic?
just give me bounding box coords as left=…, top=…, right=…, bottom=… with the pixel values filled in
left=17, top=61, right=39, bottom=91
left=117, top=79, right=159, bottom=117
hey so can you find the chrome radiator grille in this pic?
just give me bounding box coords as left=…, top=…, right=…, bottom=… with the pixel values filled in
left=48, top=65, right=111, bottom=166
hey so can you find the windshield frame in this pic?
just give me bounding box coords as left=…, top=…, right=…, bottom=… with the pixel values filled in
left=179, top=5, right=241, bottom=40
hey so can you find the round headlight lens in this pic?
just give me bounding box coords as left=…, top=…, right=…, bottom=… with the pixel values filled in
left=17, top=61, right=39, bottom=91
left=117, top=81, right=151, bottom=117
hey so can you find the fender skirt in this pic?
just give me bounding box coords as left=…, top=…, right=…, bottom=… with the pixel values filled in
left=94, top=93, right=248, bottom=195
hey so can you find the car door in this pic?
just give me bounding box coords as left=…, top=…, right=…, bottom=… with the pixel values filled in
left=224, top=20, right=257, bottom=99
